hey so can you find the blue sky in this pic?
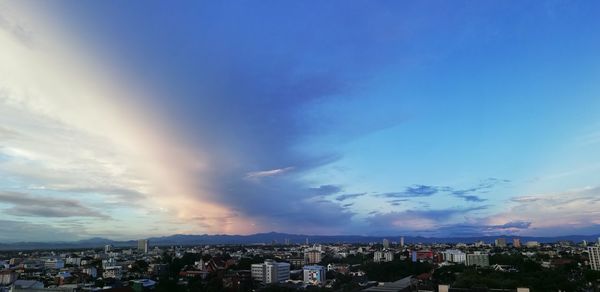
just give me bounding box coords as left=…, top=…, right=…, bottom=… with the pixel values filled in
left=1, top=1, right=600, bottom=241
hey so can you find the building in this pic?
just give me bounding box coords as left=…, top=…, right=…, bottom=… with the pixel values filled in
left=589, top=246, right=600, bottom=271
left=102, top=258, right=117, bottom=268
left=104, top=244, right=112, bottom=253
left=305, top=250, right=322, bottom=264
left=400, top=236, right=405, bottom=247
left=442, top=250, right=466, bottom=263
left=513, top=238, right=521, bottom=248
left=82, top=267, right=97, bottom=278
left=288, top=258, right=305, bottom=268
left=495, top=238, right=507, bottom=247
left=303, top=265, right=326, bottom=285
left=251, top=260, right=290, bottom=284
left=374, top=250, right=394, bottom=262
left=466, top=253, right=490, bottom=267
left=411, top=250, right=433, bottom=262
left=44, top=258, right=65, bottom=269
left=0, top=270, right=17, bottom=286
left=103, top=266, right=123, bottom=279
left=138, top=239, right=149, bottom=253
left=383, top=238, right=390, bottom=249
left=526, top=241, right=540, bottom=248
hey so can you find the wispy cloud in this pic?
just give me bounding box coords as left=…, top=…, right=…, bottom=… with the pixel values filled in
left=309, top=184, right=342, bottom=197
left=335, top=193, right=367, bottom=201
left=245, top=167, right=294, bottom=181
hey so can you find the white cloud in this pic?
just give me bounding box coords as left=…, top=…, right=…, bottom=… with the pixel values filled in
left=245, top=167, right=294, bottom=180
left=487, top=186, right=600, bottom=234
left=0, top=4, right=242, bottom=240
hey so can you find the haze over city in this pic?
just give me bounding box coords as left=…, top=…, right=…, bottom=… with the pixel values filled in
left=2, top=1, right=600, bottom=243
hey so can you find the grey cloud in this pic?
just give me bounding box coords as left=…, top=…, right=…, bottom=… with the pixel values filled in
left=309, top=185, right=342, bottom=197
left=0, top=220, right=81, bottom=242
left=365, top=206, right=489, bottom=235
left=0, top=191, right=109, bottom=219
left=335, top=193, right=367, bottom=201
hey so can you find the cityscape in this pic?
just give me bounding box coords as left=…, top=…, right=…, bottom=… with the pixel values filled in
left=1, top=236, right=600, bottom=291
left=2, top=1, right=600, bottom=292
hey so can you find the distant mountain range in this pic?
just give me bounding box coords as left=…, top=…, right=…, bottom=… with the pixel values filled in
left=1, top=232, right=599, bottom=251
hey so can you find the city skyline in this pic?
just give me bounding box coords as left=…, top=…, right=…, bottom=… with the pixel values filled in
left=2, top=1, right=600, bottom=242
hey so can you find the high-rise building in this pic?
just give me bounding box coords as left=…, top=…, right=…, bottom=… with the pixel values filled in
left=138, top=239, right=149, bottom=253
left=400, top=236, right=405, bottom=247
left=104, top=244, right=113, bottom=253
left=374, top=251, right=394, bottom=262
left=303, top=265, right=326, bottom=285
left=597, top=237, right=600, bottom=246
left=589, top=246, right=600, bottom=271
left=251, top=260, right=290, bottom=284
left=304, top=250, right=322, bottom=264
left=466, top=253, right=490, bottom=267
left=383, top=238, right=390, bottom=249
left=495, top=238, right=507, bottom=247
left=513, top=238, right=521, bottom=248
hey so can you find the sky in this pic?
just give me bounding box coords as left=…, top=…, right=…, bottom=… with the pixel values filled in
left=1, top=1, right=600, bottom=242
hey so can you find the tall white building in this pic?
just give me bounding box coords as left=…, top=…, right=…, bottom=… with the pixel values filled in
left=400, top=236, right=404, bottom=247
left=374, top=250, right=394, bottom=262
left=442, top=249, right=466, bottom=263
left=138, top=239, right=149, bottom=253
left=589, top=246, right=600, bottom=271
left=383, top=239, right=390, bottom=249
left=251, top=260, right=290, bottom=284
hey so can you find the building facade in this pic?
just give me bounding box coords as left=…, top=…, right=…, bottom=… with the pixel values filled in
left=466, top=253, right=490, bottom=267
left=303, top=265, right=326, bottom=285
left=138, top=239, right=149, bottom=253
left=251, top=260, right=290, bottom=284
left=374, top=251, right=394, bottom=262
left=442, top=250, right=466, bottom=263
left=589, top=246, right=600, bottom=271
left=304, top=250, right=322, bottom=264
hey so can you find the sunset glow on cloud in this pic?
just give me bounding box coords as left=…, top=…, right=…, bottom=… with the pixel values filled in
left=2, top=1, right=600, bottom=241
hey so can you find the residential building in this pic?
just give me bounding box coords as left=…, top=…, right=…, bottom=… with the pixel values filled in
left=442, top=250, right=466, bottom=263
left=44, top=258, right=64, bottom=269
left=589, top=246, right=600, bottom=271
left=400, top=236, right=404, bottom=247
left=526, top=241, right=540, bottom=248
left=374, top=250, right=394, bottom=262
left=251, top=260, right=290, bottom=284
left=303, top=265, right=326, bottom=285
left=304, top=250, right=322, bottom=264
left=0, top=270, right=17, bottom=286
left=466, top=253, right=490, bottom=267
left=103, top=266, right=123, bottom=279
